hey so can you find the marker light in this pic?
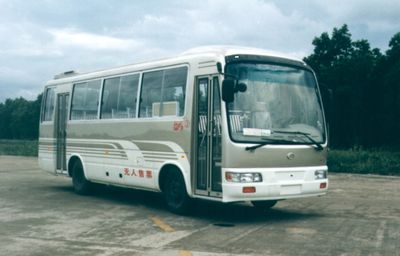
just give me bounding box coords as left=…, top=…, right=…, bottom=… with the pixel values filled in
left=314, top=170, right=327, bottom=180
left=242, top=187, right=256, bottom=193
left=225, top=172, right=262, bottom=183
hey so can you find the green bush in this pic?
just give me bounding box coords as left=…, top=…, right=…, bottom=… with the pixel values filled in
left=0, top=140, right=38, bottom=156
left=328, top=149, right=400, bottom=175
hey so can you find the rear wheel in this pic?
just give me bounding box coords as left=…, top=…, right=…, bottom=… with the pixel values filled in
left=72, top=160, right=92, bottom=195
left=163, top=170, right=191, bottom=215
left=251, top=200, right=278, bottom=211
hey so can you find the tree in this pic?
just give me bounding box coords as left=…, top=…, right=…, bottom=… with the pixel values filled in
left=0, top=94, right=42, bottom=140
left=372, top=33, right=400, bottom=147
left=0, top=102, right=7, bottom=138
left=304, top=24, right=384, bottom=148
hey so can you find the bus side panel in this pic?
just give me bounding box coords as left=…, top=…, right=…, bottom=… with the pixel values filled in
left=66, top=120, right=192, bottom=192
left=38, top=124, right=56, bottom=174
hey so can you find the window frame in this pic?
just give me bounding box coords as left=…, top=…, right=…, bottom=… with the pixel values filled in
left=138, top=65, right=189, bottom=119
left=41, top=86, right=56, bottom=123
left=224, top=61, right=327, bottom=145
left=67, top=63, right=189, bottom=123
left=69, top=79, right=102, bottom=121
left=100, top=73, right=141, bottom=120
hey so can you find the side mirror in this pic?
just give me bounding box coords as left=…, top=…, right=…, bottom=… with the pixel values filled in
left=222, top=79, right=235, bottom=103
left=216, top=62, right=223, bottom=74
left=236, top=82, right=247, bottom=93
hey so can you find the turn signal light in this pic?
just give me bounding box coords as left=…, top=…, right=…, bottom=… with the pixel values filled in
left=242, top=186, right=256, bottom=193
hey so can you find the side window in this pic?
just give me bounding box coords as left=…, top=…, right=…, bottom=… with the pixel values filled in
left=42, top=87, right=55, bottom=122
left=163, top=67, right=187, bottom=116
left=139, top=66, right=187, bottom=118
left=139, top=70, right=163, bottom=117
left=101, top=74, right=139, bottom=119
left=70, top=80, right=101, bottom=120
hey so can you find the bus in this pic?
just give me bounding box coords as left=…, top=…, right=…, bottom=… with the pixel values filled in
left=39, top=46, right=328, bottom=214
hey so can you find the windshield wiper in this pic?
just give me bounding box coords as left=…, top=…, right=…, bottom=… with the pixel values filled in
left=245, top=138, right=296, bottom=152
left=272, top=130, right=324, bottom=151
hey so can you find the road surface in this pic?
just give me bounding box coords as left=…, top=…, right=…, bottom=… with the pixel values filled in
left=0, top=156, right=399, bottom=255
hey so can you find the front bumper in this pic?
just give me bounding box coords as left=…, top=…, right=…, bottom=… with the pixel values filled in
left=222, top=166, right=328, bottom=202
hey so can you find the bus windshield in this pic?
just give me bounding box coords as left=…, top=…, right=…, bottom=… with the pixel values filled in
left=226, top=62, right=326, bottom=144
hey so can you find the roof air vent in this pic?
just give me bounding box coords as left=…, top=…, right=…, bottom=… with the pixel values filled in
left=54, top=70, right=79, bottom=79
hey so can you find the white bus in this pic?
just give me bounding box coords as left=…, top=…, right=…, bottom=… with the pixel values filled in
left=39, top=46, right=328, bottom=214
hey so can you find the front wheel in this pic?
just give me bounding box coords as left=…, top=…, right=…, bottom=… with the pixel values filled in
left=251, top=200, right=278, bottom=211
left=72, top=161, right=92, bottom=195
left=163, top=170, right=191, bottom=215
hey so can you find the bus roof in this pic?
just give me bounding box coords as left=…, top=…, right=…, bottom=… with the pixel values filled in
left=180, top=45, right=302, bottom=61
left=46, top=45, right=306, bottom=86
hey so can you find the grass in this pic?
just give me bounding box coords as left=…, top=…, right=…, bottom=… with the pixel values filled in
left=328, top=149, right=400, bottom=176
left=0, top=140, right=38, bottom=156
left=0, top=140, right=399, bottom=176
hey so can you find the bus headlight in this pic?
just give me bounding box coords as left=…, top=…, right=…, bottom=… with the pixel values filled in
left=225, top=172, right=262, bottom=183
left=314, top=170, right=327, bottom=180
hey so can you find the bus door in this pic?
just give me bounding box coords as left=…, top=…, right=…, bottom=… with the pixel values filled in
left=55, top=93, right=69, bottom=174
left=194, top=76, right=222, bottom=197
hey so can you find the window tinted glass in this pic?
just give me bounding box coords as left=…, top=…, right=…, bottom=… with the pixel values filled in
left=101, top=74, right=139, bottom=119
left=43, top=87, right=55, bottom=121
left=139, top=66, right=187, bottom=117
left=139, top=70, right=163, bottom=117
left=226, top=63, right=325, bottom=143
left=71, top=80, right=101, bottom=120
left=163, top=67, right=187, bottom=116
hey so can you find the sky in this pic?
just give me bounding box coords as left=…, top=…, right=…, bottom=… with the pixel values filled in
left=0, top=0, right=399, bottom=102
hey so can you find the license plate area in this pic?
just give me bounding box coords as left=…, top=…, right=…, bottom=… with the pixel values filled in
left=280, top=184, right=302, bottom=195
left=275, top=171, right=305, bottom=182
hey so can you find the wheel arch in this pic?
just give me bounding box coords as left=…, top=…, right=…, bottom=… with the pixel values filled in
left=158, top=161, right=192, bottom=196
left=67, top=154, right=88, bottom=179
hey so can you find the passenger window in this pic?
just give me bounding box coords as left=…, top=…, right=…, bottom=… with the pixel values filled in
left=70, top=80, right=101, bottom=120
left=163, top=67, right=187, bottom=116
left=139, top=66, right=187, bottom=117
left=101, top=74, right=139, bottom=119
left=139, top=70, right=163, bottom=117
left=42, top=87, right=55, bottom=122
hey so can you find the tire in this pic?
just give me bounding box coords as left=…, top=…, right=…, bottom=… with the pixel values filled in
left=72, top=160, right=92, bottom=195
left=163, top=170, right=191, bottom=215
left=251, top=200, right=278, bottom=211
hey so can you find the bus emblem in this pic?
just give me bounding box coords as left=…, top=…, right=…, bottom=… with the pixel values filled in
left=287, top=152, right=295, bottom=160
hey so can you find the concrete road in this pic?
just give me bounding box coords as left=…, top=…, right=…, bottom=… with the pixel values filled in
left=0, top=156, right=399, bottom=256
